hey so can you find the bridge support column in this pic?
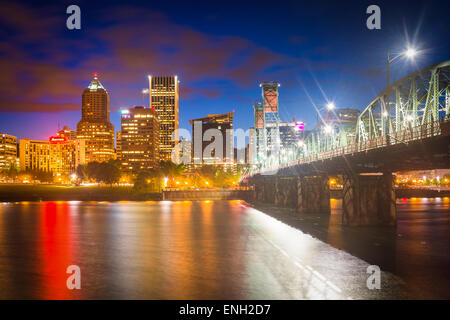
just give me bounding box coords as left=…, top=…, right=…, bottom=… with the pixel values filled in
left=252, top=176, right=278, bottom=204
left=254, top=179, right=264, bottom=202
left=297, top=175, right=330, bottom=214
left=342, top=173, right=396, bottom=226
left=275, top=177, right=298, bottom=208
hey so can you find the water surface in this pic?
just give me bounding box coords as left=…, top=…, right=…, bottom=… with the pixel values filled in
left=1, top=199, right=439, bottom=299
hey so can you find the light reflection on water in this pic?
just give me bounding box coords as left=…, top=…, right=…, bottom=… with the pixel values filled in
left=327, top=197, right=450, bottom=299
left=0, top=199, right=446, bottom=299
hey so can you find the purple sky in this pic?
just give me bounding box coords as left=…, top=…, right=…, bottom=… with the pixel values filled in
left=0, top=0, right=449, bottom=141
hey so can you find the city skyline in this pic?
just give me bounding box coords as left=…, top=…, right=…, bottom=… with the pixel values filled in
left=1, top=1, right=450, bottom=141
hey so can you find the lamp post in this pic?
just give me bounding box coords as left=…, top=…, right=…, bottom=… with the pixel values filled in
left=385, top=48, right=417, bottom=137
left=312, top=102, right=336, bottom=152
left=316, top=101, right=335, bottom=125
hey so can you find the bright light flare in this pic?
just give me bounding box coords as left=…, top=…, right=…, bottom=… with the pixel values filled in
left=405, top=48, right=417, bottom=59
left=326, top=102, right=335, bottom=110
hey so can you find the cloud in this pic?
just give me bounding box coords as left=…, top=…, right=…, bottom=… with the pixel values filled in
left=0, top=3, right=298, bottom=113
left=0, top=101, right=80, bottom=113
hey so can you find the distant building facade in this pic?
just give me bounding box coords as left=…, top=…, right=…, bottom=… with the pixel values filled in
left=190, top=112, right=234, bottom=166
left=57, top=126, right=77, bottom=141
left=148, top=75, right=179, bottom=162
left=178, top=138, right=192, bottom=164
left=77, top=74, right=115, bottom=163
left=278, top=121, right=307, bottom=148
left=261, top=121, right=307, bottom=152
left=119, top=106, right=160, bottom=172
left=19, top=136, right=85, bottom=174
left=116, top=131, right=122, bottom=156
left=323, top=108, right=359, bottom=133
left=0, top=132, right=18, bottom=170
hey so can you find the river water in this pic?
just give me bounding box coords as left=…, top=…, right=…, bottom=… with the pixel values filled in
left=0, top=199, right=448, bottom=299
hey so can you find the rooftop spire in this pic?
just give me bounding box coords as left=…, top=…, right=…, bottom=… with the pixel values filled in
left=88, top=73, right=106, bottom=91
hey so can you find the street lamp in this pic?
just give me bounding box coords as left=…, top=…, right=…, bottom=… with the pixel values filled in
left=323, top=124, right=333, bottom=134
left=326, top=102, right=335, bottom=110
left=387, top=47, right=417, bottom=89
left=405, top=48, right=417, bottom=59
left=385, top=47, right=418, bottom=136
left=316, top=101, right=336, bottom=124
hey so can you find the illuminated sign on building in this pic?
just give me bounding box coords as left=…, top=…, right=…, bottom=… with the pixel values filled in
left=49, top=136, right=68, bottom=143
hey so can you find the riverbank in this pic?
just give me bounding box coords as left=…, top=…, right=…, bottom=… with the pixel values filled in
left=0, top=185, right=250, bottom=202
left=246, top=198, right=450, bottom=299
left=0, top=185, right=160, bottom=201
left=0, top=184, right=448, bottom=202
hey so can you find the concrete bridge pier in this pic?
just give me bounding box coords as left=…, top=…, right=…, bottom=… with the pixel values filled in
left=297, top=175, right=330, bottom=214
left=254, top=179, right=265, bottom=202
left=252, top=176, right=277, bottom=204
left=342, top=172, right=396, bottom=226
left=274, top=177, right=298, bottom=208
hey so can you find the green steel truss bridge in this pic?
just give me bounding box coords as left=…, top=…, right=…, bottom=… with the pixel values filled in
left=249, top=60, right=450, bottom=176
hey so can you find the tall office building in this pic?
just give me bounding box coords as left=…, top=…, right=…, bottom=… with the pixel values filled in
left=77, top=74, right=115, bottom=163
left=0, top=132, right=18, bottom=170
left=119, top=106, right=160, bottom=172
left=190, top=112, right=234, bottom=165
left=148, top=75, right=179, bottom=162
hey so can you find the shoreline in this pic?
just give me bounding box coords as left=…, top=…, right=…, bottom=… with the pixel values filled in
left=0, top=184, right=448, bottom=202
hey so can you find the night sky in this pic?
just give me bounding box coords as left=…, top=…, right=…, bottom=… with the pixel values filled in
left=0, top=0, right=449, bottom=141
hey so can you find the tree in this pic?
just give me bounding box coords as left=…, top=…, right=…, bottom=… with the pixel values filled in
left=134, top=168, right=161, bottom=192
left=3, top=162, right=19, bottom=181
left=77, top=160, right=121, bottom=184
left=159, top=160, right=185, bottom=178
left=98, top=162, right=121, bottom=185
left=76, top=164, right=88, bottom=181
left=25, top=169, right=53, bottom=183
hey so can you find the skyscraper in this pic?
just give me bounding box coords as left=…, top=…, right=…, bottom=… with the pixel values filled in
left=77, top=73, right=115, bottom=163
left=148, top=75, right=179, bottom=162
left=119, top=106, right=160, bottom=172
